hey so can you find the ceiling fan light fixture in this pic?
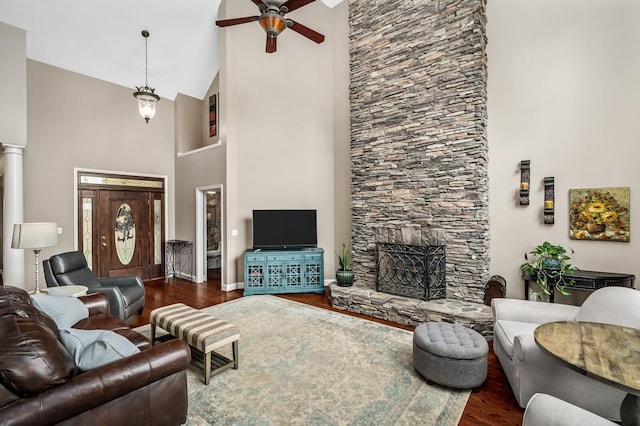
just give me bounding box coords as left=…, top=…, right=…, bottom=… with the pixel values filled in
left=216, top=0, right=323, bottom=54
left=259, top=12, right=287, bottom=37
left=132, top=30, right=160, bottom=124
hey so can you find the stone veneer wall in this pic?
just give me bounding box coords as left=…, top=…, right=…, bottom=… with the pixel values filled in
left=349, top=0, right=489, bottom=303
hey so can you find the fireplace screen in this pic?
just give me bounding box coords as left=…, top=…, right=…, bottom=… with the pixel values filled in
left=375, top=243, right=446, bottom=301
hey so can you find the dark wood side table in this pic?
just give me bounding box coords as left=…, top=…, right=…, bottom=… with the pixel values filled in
left=522, top=269, right=635, bottom=302
left=535, top=321, right=640, bottom=425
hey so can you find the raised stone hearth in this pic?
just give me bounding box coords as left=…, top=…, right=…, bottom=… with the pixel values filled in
left=329, top=284, right=493, bottom=339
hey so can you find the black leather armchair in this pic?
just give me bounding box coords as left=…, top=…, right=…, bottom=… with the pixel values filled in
left=43, top=251, right=145, bottom=322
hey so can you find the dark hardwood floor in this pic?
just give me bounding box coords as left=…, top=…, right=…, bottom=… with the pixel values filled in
left=132, top=274, right=524, bottom=425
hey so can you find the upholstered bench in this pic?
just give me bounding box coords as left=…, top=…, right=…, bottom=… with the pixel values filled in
left=413, top=321, right=488, bottom=389
left=150, top=303, right=239, bottom=385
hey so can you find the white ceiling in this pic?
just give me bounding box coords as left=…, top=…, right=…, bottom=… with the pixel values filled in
left=0, top=0, right=345, bottom=101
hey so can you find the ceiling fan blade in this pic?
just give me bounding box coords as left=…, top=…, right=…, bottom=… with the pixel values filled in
left=281, top=0, right=316, bottom=13
left=249, top=0, right=264, bottom=5
left=266, top=35, right=277, bottom=53
left=215, top=16, right=259, bottom=27
left=288, top=20, right=325, bottom=44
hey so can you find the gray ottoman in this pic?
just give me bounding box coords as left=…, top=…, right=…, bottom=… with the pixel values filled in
left=413, top=322, right=488, bottom=389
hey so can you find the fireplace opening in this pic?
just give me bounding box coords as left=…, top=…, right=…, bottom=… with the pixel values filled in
left=375, top=243, right=446, bottom=301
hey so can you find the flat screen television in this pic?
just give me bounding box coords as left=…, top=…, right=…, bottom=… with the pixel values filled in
left=252, top=209, right=317, bottom=250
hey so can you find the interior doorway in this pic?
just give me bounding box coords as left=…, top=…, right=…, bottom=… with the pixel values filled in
left=195, top=185, right=223, bottom=284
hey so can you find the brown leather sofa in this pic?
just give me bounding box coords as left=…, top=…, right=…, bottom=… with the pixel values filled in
left=0, top=284, right=190, bottom=425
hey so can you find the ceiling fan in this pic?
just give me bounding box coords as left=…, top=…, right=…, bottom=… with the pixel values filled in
left=216, top=0, right=325, bottom=54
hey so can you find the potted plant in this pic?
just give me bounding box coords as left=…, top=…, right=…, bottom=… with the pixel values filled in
left=336, top=243, right=354, bottom=287
left=521, top=241, right=576, bottom=299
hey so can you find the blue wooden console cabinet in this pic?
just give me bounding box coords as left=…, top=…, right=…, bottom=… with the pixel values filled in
left=243, top=248, right=324, bottom=296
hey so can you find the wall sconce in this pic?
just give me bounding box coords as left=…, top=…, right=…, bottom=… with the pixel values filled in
left=544, top=177, right=554, bottom=224
left=519, top=160, right=530, bottom=206
left=133, top=30, right=160, bottom=123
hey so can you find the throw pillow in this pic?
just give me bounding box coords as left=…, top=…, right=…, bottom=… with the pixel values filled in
left=59, top=328, right=140, bottom=371
left=31, top=293, right=89, bottom=329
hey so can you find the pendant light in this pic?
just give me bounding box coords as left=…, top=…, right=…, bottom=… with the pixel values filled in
left=133, top=30, right=160, bottom=123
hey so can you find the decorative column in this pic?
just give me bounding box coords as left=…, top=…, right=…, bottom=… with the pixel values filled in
left=2, top=144, right=25, bottom=289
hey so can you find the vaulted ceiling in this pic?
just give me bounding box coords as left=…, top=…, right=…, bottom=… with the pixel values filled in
left=0, top=0, right=344, bottom=101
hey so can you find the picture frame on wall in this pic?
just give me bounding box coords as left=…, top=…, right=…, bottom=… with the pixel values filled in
left=569, top=187, right=630, bottom=242
left=209, top=94, right=217, bottom=137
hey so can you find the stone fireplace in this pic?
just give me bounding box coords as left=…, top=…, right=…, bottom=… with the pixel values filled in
left=329, top=0, right=492, bottom=336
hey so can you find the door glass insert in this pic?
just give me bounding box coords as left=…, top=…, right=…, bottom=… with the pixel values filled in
left=115, top=203, right=136, bottom=265
left=154, top=199, right=162, bottom=265
left=82, top=197, right=93, bottom=269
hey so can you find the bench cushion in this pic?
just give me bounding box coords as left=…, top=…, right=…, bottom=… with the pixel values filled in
left=150, top=303, right=239, bottom=353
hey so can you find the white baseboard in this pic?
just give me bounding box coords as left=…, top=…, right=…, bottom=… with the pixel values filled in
left=222, top=281, right=244, bottom=292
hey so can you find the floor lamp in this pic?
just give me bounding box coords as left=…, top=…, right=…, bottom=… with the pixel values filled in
left=12, top=222, right=59, bottom=294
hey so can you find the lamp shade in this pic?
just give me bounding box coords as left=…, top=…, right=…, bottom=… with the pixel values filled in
left=12, top=222, right=59, bottom=249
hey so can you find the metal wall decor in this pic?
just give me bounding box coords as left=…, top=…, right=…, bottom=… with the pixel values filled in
left=519, top=160, right=530, bottom=205
left=543, top=177, right=554, bottom=224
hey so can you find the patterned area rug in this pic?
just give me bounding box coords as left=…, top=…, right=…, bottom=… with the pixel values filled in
left=135, top=295, right=469, bottom=425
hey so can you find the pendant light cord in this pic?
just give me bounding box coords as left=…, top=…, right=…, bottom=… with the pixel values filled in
left=145, top=35, right=149, bottom=87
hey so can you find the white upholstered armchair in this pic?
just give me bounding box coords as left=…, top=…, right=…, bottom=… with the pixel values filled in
left=492, top=286, right=640, bottom=421
left=523, top=393, right=617, bottom=426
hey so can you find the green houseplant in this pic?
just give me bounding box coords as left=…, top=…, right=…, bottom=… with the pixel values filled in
left=335, top=243, right=354, bottom=287
left=521, top=241, right=576, bottom=298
